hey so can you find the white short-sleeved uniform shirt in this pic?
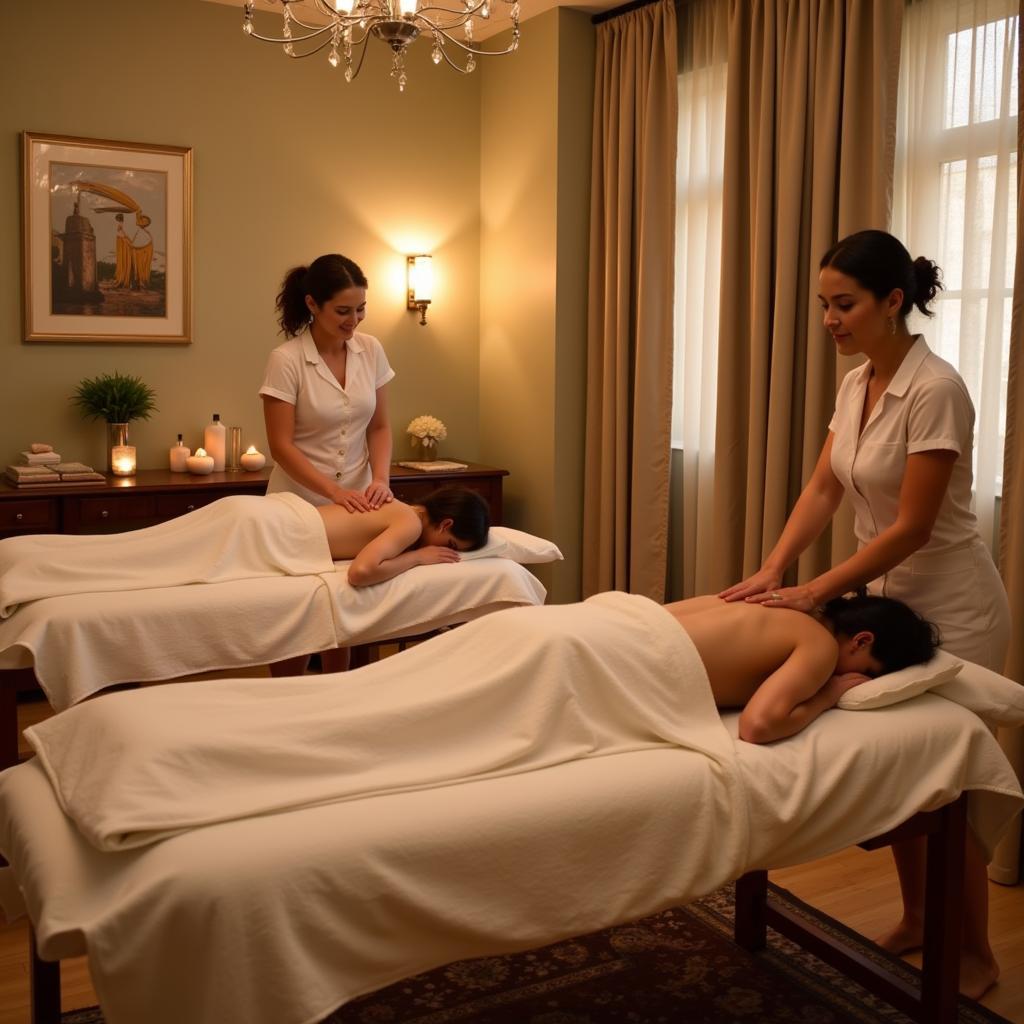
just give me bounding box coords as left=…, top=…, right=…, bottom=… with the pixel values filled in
left=829, top=335, right=978, bottom=555
left=259, top=330, right=395, bottom=507
left=828, top=335, right=1009, bottom=669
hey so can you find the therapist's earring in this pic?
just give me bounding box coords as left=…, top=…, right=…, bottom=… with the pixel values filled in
left=888, top=316, right=896, bottom=336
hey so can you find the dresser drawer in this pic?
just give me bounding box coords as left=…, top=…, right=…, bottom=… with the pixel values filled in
left=73, top=494, right=158, bottom=528
left=0, top=498, right=58, bottom=532
left=156, top=491, right=224, bottom=518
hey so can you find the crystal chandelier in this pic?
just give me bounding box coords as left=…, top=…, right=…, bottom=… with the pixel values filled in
left=242, top=0, right=520, bottom=91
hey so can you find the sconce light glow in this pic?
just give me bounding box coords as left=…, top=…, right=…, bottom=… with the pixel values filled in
left=407, top=254, right=433, bottom=326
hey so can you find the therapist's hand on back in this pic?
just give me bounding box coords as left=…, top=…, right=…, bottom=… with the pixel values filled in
left=719, top=567, right=782, bottom=602
left=364, top=479, right=394, bottom=510
left=332, top=487, right=373, bottom=513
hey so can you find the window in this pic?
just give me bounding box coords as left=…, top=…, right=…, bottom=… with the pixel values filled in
left=893, top=0, right=1018, bottom=547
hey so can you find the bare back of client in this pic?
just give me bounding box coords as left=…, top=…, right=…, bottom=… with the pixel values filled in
left=665, top=597, right=834, bottom=708
left=317, top=501, right=417, bottom=560
left=663, top=596, right=883, bottom=744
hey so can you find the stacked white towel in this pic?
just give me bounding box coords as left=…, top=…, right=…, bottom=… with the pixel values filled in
left=20, top=451, right=61, bottom=466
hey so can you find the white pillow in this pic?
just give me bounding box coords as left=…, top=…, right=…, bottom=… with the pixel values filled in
left=932, top=661, right=1024, bottom=727
left=460, top=525, right=564, bottom=565
left=837, top=649, right=963, bottom=710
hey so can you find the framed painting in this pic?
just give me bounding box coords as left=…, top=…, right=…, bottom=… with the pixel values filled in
left=22, top=132, right=192, bottom=343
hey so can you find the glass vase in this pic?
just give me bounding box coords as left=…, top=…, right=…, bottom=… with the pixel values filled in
left=107, top=422, right=129, bottom=473
left=417, top=440, right=438, bottom=462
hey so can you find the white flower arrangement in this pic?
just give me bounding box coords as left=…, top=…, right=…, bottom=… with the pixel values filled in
left=406, top=414, right=448, bottom=448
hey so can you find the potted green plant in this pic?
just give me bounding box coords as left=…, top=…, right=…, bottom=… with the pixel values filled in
left=71, top=372, right=158, bottom=470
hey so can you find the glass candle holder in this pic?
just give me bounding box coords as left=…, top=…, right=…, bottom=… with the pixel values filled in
left=228, top=426, right=243, bottom=471
left=111, top=445, right=137, bottom=477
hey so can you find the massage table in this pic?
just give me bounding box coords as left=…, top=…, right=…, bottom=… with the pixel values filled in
left=0, top=594, right=1021, bottom=1024
left=0, top=506, right=558, bottom=768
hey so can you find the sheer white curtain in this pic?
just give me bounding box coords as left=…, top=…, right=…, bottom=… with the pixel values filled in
left=671, top=0, right=728, bottom=598
left=893, top=0, right=1018, bottom=554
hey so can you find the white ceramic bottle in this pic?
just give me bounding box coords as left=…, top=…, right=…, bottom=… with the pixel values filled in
left=169, top=434, right=190, bottom=473
left=204, top=414, right=227, bottom=472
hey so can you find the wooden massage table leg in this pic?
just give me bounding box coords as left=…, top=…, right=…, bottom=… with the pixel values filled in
left=0, top=668, right=39, bottom=771
left=30, top=928, right=61, bottom=1024
left=734, top=794, right=967, bottom=1024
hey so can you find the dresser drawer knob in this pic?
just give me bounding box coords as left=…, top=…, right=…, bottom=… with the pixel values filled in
left=15, top=513, right=23, bottom=521
left=186, top=504, right=196, bottom=512
left=101, top=510, right=110, bottom=519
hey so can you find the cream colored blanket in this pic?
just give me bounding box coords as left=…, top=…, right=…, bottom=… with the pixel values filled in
left=26, top=592, right=748, bottom=859
left=0, top=493, right=333, bottom=619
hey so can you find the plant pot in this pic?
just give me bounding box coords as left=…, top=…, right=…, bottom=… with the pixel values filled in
left=107, top=423, right=129, bottom=472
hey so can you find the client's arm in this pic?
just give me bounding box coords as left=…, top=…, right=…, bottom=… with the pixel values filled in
left=738, top=628, right=849, bottom=744
left=347, top=515, right=460, bottom=587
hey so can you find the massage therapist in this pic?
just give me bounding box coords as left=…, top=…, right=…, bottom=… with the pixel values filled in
left=259, top=254, right=395, bottom=511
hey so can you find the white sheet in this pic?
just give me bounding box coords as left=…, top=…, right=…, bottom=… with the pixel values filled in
left=0, top=695, right=1019, bottom=1024
left=0, top=558, right=547, bottom=710
left=26, top=594, right=743, bottom=854
left=0, top=493, right=332, bottom=618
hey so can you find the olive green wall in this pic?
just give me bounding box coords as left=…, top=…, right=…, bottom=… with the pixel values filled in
left=1, top=0, right=595, bottom=601
left=479, top=8, right=593, bottom=602
left=1, top=0, right=483, bottom=471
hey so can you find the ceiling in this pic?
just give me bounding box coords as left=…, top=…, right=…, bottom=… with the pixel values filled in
left=203, top=0, right=620, bottom=42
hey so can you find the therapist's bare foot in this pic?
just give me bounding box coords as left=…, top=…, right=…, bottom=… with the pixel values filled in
left=961, top=953, right=999, bottom=1001
left=874, top=919, right=923, bottom=955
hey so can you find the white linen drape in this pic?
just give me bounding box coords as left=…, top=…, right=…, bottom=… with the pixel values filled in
left=892, top=0, right=1018, bottom=555
left=670, top=0, right=728, bottom=599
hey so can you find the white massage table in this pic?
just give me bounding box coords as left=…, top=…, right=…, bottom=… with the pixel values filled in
left=0, top=531, right=555, bottom=768
left=0, top=677, right=1020, bottom=1024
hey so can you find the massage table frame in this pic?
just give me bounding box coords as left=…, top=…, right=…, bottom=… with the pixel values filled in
left=736, top=793, right=968, bottom=1023
left=18, top=795, right=968, bottom=1024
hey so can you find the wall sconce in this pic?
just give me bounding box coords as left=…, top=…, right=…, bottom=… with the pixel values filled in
left=407, top=254, right=433, bottom=326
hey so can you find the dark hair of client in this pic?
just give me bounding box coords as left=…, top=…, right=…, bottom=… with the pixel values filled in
left=276, top=253, right=369, bottom=337
left=822, top=593, right=940, bottom=674
left=819, top=229, right=943, bottom=319
left=422, top=487, right=490, bottom=550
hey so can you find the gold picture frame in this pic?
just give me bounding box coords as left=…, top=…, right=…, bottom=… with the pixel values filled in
left=22, top=131, right=193, bottom=344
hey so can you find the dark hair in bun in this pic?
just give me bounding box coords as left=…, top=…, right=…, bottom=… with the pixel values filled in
left=820, top=229, right=943, bottom=319
left=275, top=254, right=368, bottom=337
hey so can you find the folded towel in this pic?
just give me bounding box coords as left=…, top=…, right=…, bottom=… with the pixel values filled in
left=53, top=462, right=99, bottom=475
left=29, top=443, right=54, bottom=454
left=58, top=472, right=106, bottom=482
left=20, top=452, right=61, bottom=465
left=396, top=460, right=469, bottom=472
left=6, top=465, right=59, bottom=480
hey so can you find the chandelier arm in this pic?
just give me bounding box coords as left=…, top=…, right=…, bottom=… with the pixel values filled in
left=246, top=25, right=334, bottom=44
left=425, top=27, right=519, bottom=56
left=345, top=31, right=373, bottom=79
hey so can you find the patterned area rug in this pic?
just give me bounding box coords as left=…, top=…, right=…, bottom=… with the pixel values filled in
left=60, top=884, right=1010, bottom=1024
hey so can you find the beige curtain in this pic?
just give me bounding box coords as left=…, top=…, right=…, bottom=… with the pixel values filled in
left=708, top=0, right=902, bottom=592
left=993, top=0, right=1024, bottom=885
left=582, top=0, right=679, bottom=601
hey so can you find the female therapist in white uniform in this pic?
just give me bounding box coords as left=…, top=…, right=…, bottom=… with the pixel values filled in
left=259, top=254, right=395, bottom=511
left=721, top=229, right=1010, bottom=998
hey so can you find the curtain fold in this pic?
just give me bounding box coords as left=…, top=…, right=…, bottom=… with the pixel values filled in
left=582, top=0, right=679, bottom=601
left=708, top=0, right=903, bottom=594
left=994, top=0, right=1024, bottom=887
left=669, top=0, right=729, bottom=600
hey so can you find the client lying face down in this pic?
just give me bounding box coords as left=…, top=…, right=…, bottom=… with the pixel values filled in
left=318, top=486, right=490, bottom=586
left=666, top=592, right=938, bottom=743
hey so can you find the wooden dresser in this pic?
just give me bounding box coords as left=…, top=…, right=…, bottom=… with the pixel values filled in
left=0, top=460, right=507, bottom=539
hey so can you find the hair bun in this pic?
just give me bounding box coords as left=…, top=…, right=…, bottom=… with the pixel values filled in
left=911, top=256, right=943, bottom=317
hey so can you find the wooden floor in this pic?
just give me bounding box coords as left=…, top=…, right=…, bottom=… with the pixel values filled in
left=1, top=690, right=1021, bottom=1024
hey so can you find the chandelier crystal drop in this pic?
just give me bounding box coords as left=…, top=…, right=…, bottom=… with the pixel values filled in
left=242, top=0, right=520, bottom=90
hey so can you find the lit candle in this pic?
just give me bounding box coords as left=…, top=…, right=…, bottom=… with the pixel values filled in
left=186, top=447, right=215, bottom=475
left=111, top=445, right=137, bottom=477
left=239, top=445, right=266, bottom=472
